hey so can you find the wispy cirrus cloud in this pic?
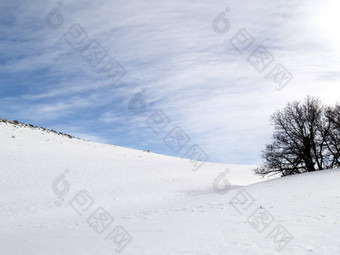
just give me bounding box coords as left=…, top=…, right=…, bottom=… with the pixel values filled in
left=1, top=0, right=340, bottom=163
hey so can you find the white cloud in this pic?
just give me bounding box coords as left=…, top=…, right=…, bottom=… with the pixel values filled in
left=2, top=0, right=340, bottom=163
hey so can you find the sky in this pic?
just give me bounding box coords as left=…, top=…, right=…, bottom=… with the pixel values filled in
left=1, top=0, right=340, bottom=164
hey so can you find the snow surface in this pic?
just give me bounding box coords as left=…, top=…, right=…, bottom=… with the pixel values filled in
left=0, top=121, right=339, bottom=254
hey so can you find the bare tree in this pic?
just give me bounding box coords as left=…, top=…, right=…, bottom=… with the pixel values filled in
left=323, top=104, right=340, bottom=168
left=255, top=96, right=335, bottom=177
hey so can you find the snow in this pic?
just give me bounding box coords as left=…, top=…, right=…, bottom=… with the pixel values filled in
left=1, top=121, right=339, bottom=254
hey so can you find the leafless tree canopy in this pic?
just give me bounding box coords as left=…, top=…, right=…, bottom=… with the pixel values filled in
left=255, top=97, right=340, bottom=177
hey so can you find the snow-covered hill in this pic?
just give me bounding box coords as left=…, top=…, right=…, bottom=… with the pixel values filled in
left=0, top=120, right=339, bottom=254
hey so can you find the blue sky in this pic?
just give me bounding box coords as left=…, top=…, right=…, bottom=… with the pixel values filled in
left=1, top=0, right=340, bottom=164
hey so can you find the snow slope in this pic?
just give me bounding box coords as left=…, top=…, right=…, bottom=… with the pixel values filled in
left=0, top=121, right=339, bottom=254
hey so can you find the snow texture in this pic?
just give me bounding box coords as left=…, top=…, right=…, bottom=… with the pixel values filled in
left=1, top=121, right=339, bottom=254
